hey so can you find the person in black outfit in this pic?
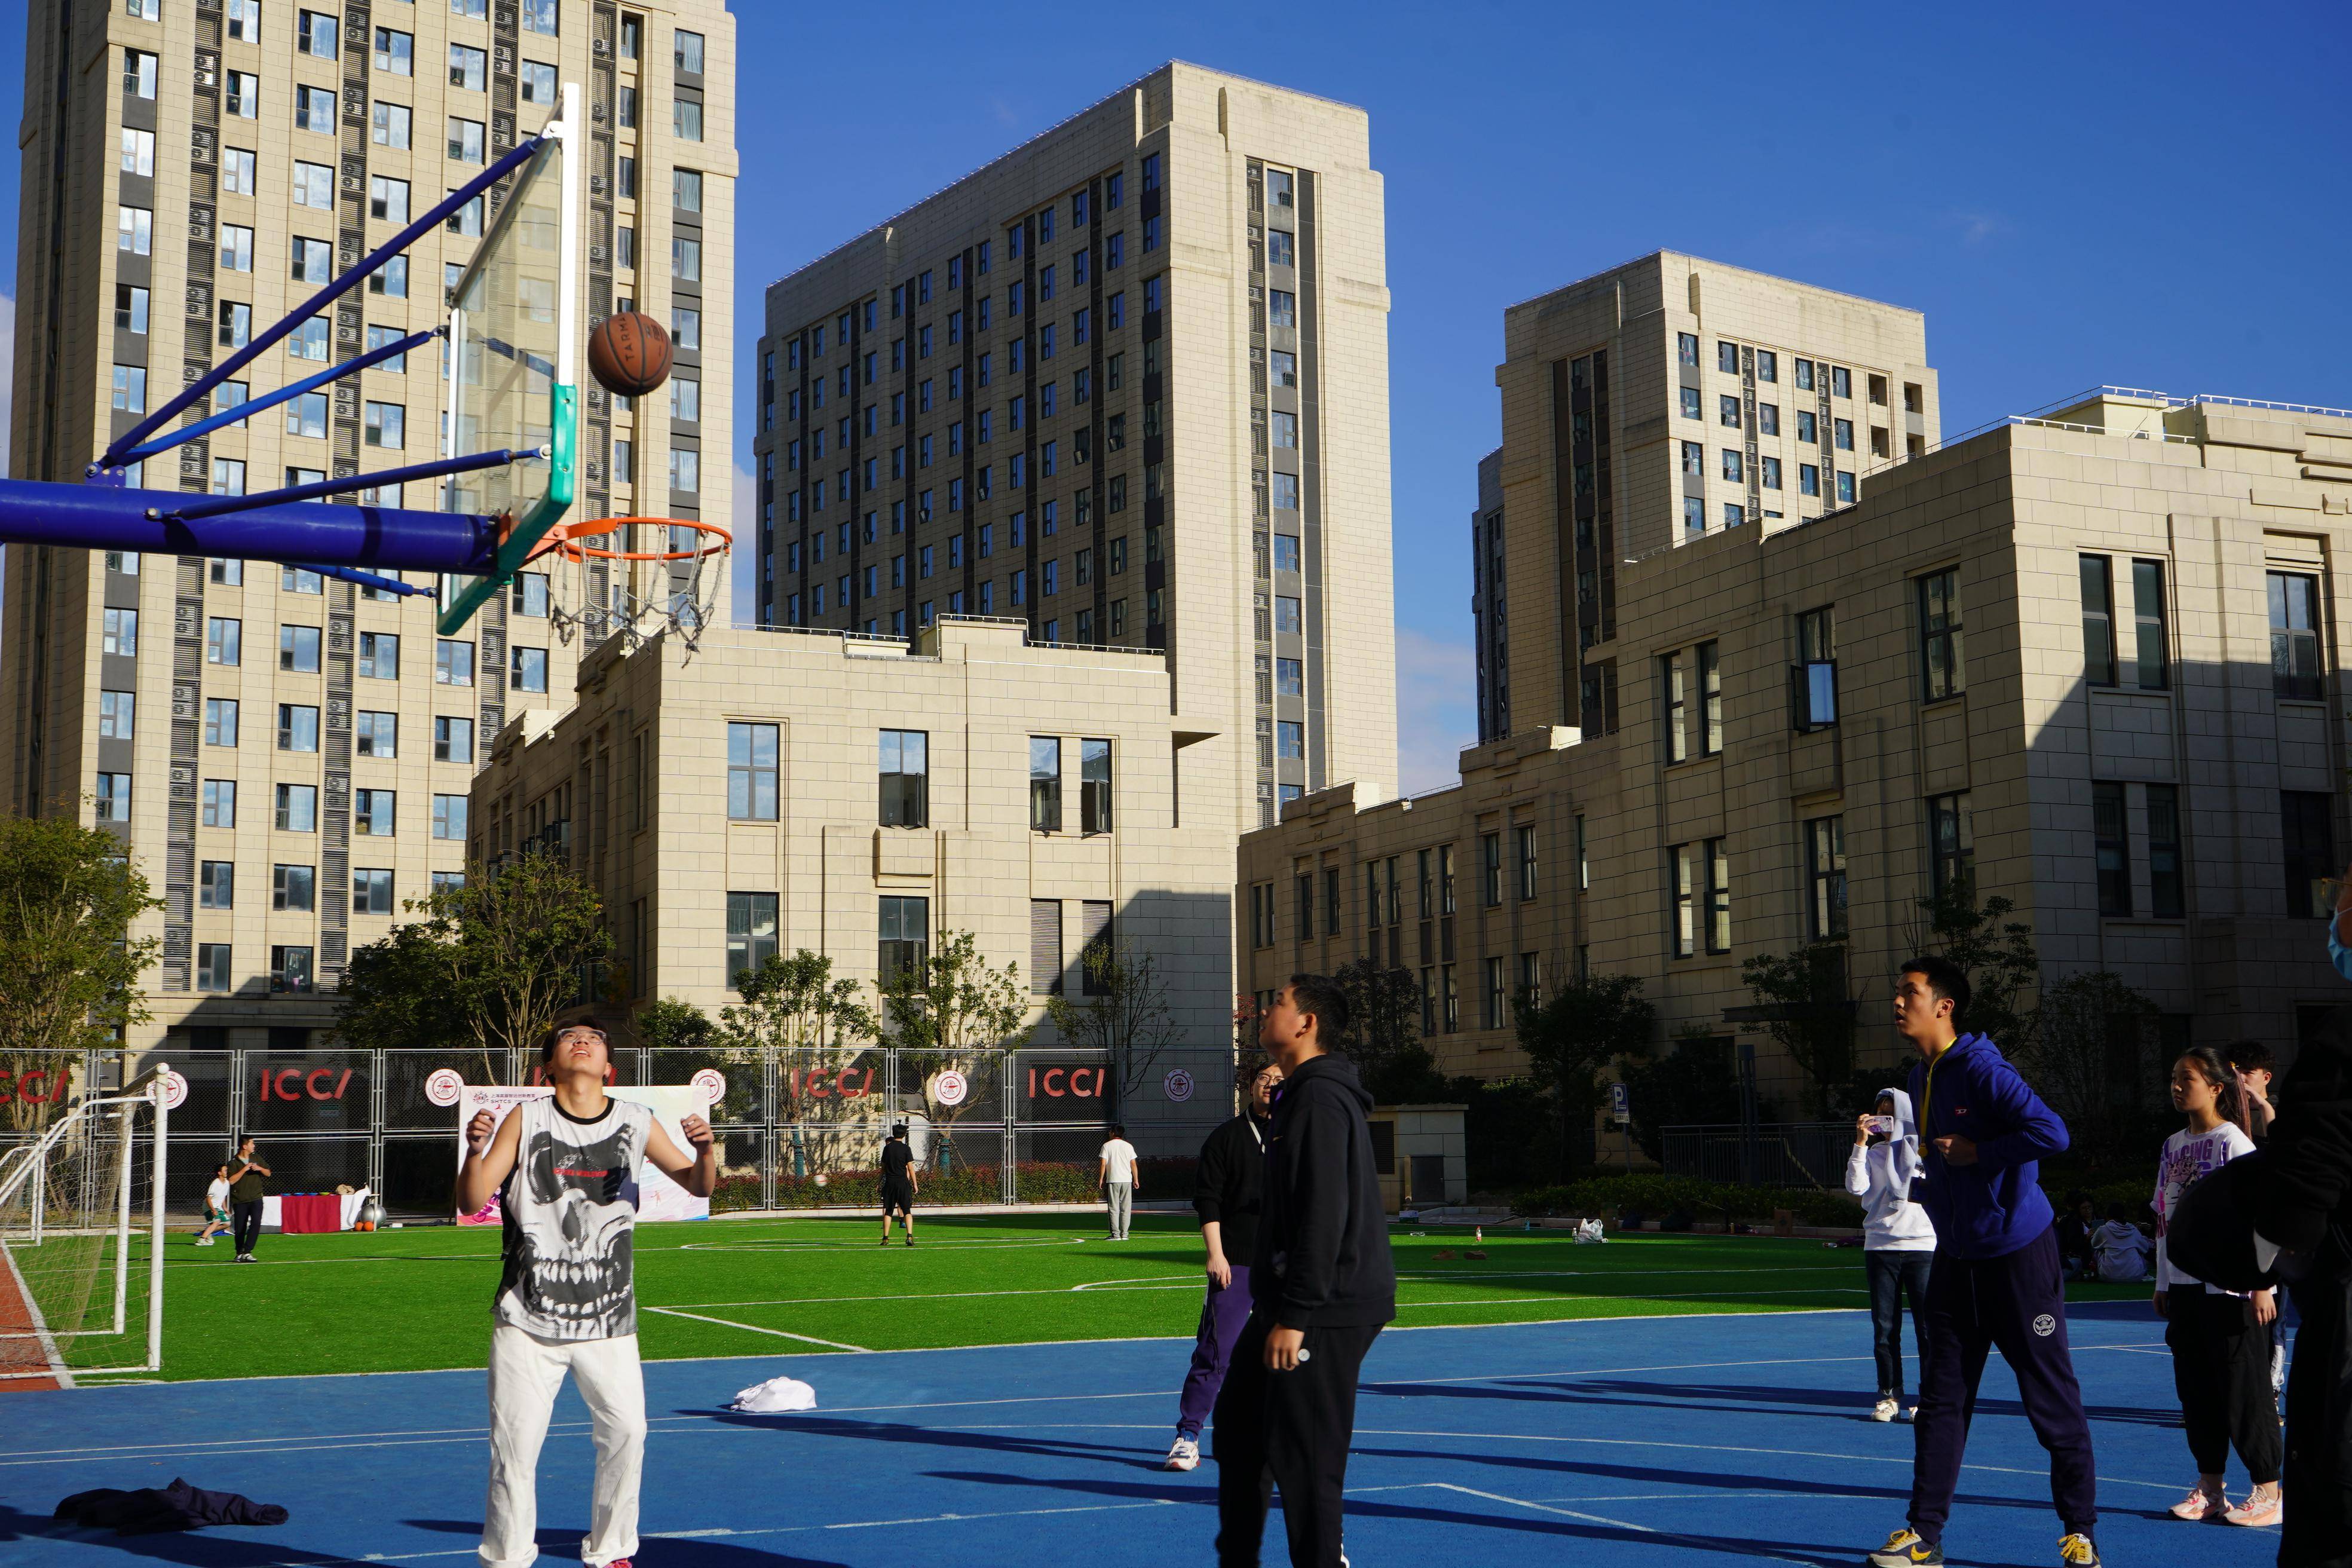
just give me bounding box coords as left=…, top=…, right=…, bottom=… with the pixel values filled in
left=226, top=1136, right=270, bottom=1263
left=1214, top=973, right=1396, bottom=1568
left=879, top=1123, right=918, bottom=1246
left=1163, top=1061, right=1281, bottom=1471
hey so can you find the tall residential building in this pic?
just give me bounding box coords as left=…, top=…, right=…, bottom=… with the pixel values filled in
left=1, top=0, right=734, bottom=1052
left=1481, top=252, right=1939, bottom=743
left=753, top=62, right=1397, bottom=834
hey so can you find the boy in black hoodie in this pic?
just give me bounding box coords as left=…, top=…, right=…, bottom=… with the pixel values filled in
left=1212, top=973, right=1396, bottom=1568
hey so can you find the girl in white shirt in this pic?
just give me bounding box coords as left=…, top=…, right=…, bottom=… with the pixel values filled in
left=2154, top=1045, right=2281, bottom=1527
left=1845, top=1087, right=1936, bottom=1422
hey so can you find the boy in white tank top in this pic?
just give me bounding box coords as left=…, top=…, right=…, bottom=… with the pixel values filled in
left=456, top=1022, right=716, bottom=1568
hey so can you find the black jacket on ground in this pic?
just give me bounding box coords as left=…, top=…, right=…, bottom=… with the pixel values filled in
left=1250, top=1053, right=1395, bottom=1331
left=2247, top=1005, right=2352, bottom=1568
left=1194, top=1110, right=1269, bottom=1264
left=56, top=1478, right=288, bottom=1534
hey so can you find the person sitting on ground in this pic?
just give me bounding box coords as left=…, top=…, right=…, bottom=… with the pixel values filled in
left=2092, top=1203, right=2155, bottom=1284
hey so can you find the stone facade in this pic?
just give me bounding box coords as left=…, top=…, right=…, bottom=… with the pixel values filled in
left=1247, top=262, right=2352, bottom=1101
left=1, top=0, right=736, bottom=1052
left=753, top=61, right=1397, bottom=837
left=471, top=620, right=1238, bottom=1043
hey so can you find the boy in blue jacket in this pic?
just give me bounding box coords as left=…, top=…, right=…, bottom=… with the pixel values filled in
left=1869, top=956, right=2100, bottom=1568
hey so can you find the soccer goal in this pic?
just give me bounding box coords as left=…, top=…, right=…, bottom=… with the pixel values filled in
left=0, top=1064, right=170, bottom=1385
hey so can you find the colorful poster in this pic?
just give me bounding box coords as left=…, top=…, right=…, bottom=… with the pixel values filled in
left=440, top=1079, right=719, bottom=1226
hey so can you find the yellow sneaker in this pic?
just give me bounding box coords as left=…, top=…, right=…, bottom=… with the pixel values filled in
left=1867, top=1528, right=1943, bottom=1566
left=2057, top=1533, right=2102, bottom=1566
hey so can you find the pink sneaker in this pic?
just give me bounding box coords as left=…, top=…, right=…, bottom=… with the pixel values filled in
left=2224, top=1489, right=2281, bottom=1527
left=2169, top=1485, right=2228, bottom=1521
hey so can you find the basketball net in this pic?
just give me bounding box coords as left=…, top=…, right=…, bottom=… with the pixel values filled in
left=541, top=517, right=728, bottom=656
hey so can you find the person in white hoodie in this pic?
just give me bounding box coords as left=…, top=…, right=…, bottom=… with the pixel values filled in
left=1846, top=1087, right=1936, bottom=1422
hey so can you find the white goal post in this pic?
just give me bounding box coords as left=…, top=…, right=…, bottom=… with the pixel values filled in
left=0, top=1062, right=169, bottom=1384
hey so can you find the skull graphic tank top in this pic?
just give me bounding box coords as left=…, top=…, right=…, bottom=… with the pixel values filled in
left=495, top=1095, right=654, bottom=1340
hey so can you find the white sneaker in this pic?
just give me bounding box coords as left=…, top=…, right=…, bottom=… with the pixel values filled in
left=1872, top=1398, right=1900, bottom=1422
left=1165, top=1435, right=1200, bottom=1471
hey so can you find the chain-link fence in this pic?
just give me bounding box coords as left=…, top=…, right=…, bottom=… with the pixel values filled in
left=88, top=1043, right=1248, bottom=1218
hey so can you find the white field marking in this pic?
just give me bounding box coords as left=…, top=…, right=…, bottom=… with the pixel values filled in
left=1421, top=1482, right=1823, bottom=1566
left=642, top=1307, right=869, bottom=1351
left=155, top=1233, right=1089, bottom=1271
left=1070, top=1275, right=1199, bottom=1291
left=1350, top=1428, right=2185, bottom=1493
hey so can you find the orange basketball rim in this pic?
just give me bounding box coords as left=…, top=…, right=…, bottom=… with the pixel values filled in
left=525, top=515, right=731, bottom=563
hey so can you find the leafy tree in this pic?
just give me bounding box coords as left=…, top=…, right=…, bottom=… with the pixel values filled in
left=1332, top=958, right=1447, bottom=1103
left=635, top=997, right=717, bottom=1052
left=0, top=814, right=161, bottom=1129
left=878, top=930, right=1031, bottom=1172
left=2021, top=970, right=2158, bottom=1151
left=1620, top=1030, right=1743, bottom=1162
left=1046, top=938, right=1178, bottom=1117
left=1740, top=942, right=1860, bottom=1115
left=724, top=949, right=878, bottom=1053
left=1904, top=882, right=2041, bottom=1054
left=337, top=849, right=611, bottom=1064
left=1513, top=970, right=1655, bottom=1179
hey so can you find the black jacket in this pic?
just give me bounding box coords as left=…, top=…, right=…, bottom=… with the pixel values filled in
left=2249, top=1006, right=2352, bottom=1273
left=56, top=1478, right=288, bottom=1534
left=1193, top=1110, right=1269, bottom=1264
left=1250, top=1053, right=1395, bottom=1330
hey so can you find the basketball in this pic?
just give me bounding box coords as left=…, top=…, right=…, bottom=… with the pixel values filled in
left=587, top=310, right=672, bottom=397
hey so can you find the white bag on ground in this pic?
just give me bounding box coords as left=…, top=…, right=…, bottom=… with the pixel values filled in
left=727, top=1375, right=817, bottom=1413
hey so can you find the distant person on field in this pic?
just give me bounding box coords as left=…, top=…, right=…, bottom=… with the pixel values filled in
left=1214, top=975, right=1395, bottom=1568
left=1163, top=1061, right=1281, bottom=1473
left=2092, top=1203, right=2155, bottom=1283
left=1098, top=1124, right=1140, bottom=1240
left=1866, top=956, right=2100, bottom=1568
left=880, top=1123, right=918, bottom=1247
left=457, top=1022, right=716, bottom=1568
left=195, top=1163, right=231, bottom=1248
left=2056, top=1190, right=2098, bottom=1280
left=225, top=1137, right=270, bottom=1263
left=1846, top=1086, right=1934, bottom=1422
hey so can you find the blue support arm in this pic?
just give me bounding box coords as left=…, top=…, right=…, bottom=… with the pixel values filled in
left=118, top=329, right=442, bottom=464
left=0, top=477, right=500, bottom=573
left=293, top=563, right=431, bottom=596
left=97, top=135, right=549, bottom=470
left=160, top=447, right=537, bottom=523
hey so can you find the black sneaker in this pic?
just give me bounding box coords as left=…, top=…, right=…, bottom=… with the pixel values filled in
left=1867, top=1528, right=1943, bottom=1566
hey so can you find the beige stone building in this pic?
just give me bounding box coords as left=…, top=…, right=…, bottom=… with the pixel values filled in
left=0, top=0, right=735, bottom=1052
left=1247, top=254, right=2352, bottom=1104
left=470, top=618, right=1237, bottom=1044
left=753, top=61, right=1397, bottom=837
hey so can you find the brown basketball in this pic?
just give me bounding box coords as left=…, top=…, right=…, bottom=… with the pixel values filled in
left=587, top=310, right=673, bottom=397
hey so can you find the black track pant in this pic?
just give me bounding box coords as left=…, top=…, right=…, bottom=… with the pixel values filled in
left=1212, top=1314, right=1382, bottom=1568
left=2164, top=1287, right=2281, bottom=1484
left=230, top=1200, right=262, bottom=1255
left=2282, top=1272, right=2352, bottom=1568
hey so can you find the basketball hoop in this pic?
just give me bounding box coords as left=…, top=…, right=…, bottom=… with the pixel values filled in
left=527, top=514, right=730, bottom=564
left=537, top=516, right=730, bottom=654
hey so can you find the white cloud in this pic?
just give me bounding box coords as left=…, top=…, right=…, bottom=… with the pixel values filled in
left=730, top=460, right=755, bottom=626
left=1394, top=625, right=1477, bottom=796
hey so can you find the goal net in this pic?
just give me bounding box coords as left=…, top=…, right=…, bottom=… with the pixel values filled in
left=0, top=1067, right=167, bottom=1385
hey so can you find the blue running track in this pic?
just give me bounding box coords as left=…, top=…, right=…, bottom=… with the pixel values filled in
left=0, top=1303, right=2286, bottom=1567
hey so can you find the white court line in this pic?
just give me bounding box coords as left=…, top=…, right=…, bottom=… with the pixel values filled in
left=660, top=1272, right=1865, bottom=1312
left=1424, top=1482, right=1823, bottom=1565
left=643, top=1306, right=869, bottom=1352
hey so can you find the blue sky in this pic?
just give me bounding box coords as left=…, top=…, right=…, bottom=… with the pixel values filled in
left=1, top=4, right=2344, bottom=790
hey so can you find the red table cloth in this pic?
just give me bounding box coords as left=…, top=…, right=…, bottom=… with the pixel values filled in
left=278, top=1194, right=342, bottom=1234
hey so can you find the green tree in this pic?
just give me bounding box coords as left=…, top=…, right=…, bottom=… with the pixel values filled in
left=879, top=930, right=1031, bottom=1171
left=1620, top=1030, right=1743, bottom=1162
left=1740, top=942, right=1860, bottom=1115
left=635, top=997, right=717, bottom=1052
left=1906, top=883, right=2042, bottom=1052
left=1513, top=970, right=1655, bottom=1179
left=0, top=814, right=161, bottom=1130
left=724, top=949, right=878, bottom=1053
left=1331, top=957, right=1447, bottom=1103
left=336, top=849, right=611, bottom=1061
left=2022, top=970, right=2158, bottom=1151
left=1046, top=938, right=1178, bottom=1117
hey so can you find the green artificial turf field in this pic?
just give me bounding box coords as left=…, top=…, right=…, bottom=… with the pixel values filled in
left=51, top=1211, right=2153, bottom=1383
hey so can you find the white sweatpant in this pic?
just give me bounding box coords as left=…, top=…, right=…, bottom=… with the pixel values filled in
left=482, top=1325, right=645, bottom=1568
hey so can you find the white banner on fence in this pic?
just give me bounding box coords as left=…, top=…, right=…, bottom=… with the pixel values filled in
left=450, top=1083, right=718, bottom=1226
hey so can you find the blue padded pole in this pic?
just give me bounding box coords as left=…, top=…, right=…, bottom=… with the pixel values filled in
left=98, top=136, right=548, bottom=468
left=295, top=563, right=431, bottom=596
left=0, top=477, right=498, bottom=572
left=119, top=329, right=442, bottom=464
left=162, top=447, right=534, bottom=523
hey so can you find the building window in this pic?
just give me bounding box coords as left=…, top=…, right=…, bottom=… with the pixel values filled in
left=353, top=869, right=396, bottom=917
left=202, top=779, right=236, bottom=828
left=2148, top=783, right=2184, bottom=919
left=2093, top=782, right=2131, bottom=917
left=434, top=716, right=473, bottom=764
left=203, top=698, right=238, bottom=748
left=195, top=944, right=232, bottom=993
left=2080, top=556, right=2116, bottom=686
left=510, top=647, right=548, bottom=693
left=275, top=783, right=317, bottom=832
left=199, top=860, right=232, bottom=911
left=270, top=946, right=315, bottom=995
left=1928, top=791, right=1972, bottom=899
left=1031, top=900, right=1065, bottom=994
left=1918, top=568, right=1964, bottom=700
left=1807, top=816, right=1847, bottom=939
left=1671, top=844, right=1696, bottom=958
left=2131, top=561, right=2169, bottom=690
left=2270, top=572, right=2322, bottom=700
left=95, top=773, right=132, bottom=822
left=878, top=895, right=928, bottom=982
left=1662, top=651, right=1688, bottom=763
left=98, top=690, right=134, bottom=740
left=354, top=710, right=394, bottom=758
left=1480, top=833, right=1502, bottom=907
left=1483, top=957, right=1506, bottom=1030
left=880, top=730, right=928, bottom=827
left=272, top=864, right=316, bottom=913
left=728, top=722, right=779, bottom=820
left=2283, top=791, right=2335, bottom=918
left=1680, top=387, right=1701, bottom=421
left=1698, top=641, right=1723, bottom=754
left=435, top=639, right=474, bottom=687
left=1677, top=332, right=1698, bottom=366
left=276, top=703, right=320, bottom=753
left=725, top=892, right=779, bottom=988
left=1516, top=825, right=1538, bottom=901
left=1704, top=838, right=1731, bottom=954
left=1030, top=737, right=1062, bottom=832
left=353, top=788, right=395, bottom=836
left=431, top=795, right=468, bottom=840
left=1080, top=739, right=1113, bottom=834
